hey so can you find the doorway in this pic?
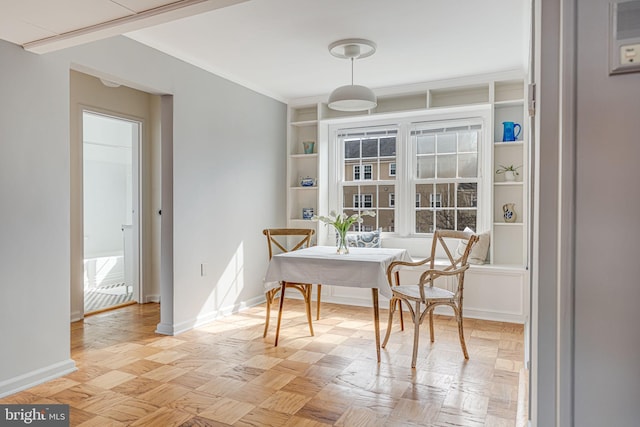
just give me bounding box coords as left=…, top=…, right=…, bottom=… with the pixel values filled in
left=82, top=110, right=141, bottom=314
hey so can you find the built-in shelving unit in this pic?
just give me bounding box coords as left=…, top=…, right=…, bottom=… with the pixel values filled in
left=287, top=74, right=528, bottom=267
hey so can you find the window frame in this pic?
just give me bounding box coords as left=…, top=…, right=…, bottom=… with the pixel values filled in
left=323, top=106, right=492, bottom=241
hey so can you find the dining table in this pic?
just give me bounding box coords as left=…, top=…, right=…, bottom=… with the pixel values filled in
left=264, top=245, right=412, bottom=362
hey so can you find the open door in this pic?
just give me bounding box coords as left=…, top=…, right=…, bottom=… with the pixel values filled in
left=82, top=110, right=141, bottom=314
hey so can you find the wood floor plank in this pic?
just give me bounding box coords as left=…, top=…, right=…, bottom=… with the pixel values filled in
left=0, top=301, right=526, bottom=426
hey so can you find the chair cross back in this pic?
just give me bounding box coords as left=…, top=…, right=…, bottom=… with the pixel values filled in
left=263, top=228, right=314, bottom=259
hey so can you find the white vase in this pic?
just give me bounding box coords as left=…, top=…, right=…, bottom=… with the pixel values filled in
left=505, top=171, right=516, bottom=182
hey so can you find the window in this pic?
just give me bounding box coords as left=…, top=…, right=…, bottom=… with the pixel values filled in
left=340, top=130, right=397, bottom=232
left=353, top=164, right=373, bottom=180
left=430, top=193, right=441, bottom=208
left=354, top=194, right=373, bottom=208
left=330, top=108, right=489, bottom=237
left=413, top=123, right=480, bottom=233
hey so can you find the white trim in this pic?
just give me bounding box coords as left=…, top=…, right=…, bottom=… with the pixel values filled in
left=557, top=0, right=576, bottom=425
left=0, top=360, right=77, bottom=398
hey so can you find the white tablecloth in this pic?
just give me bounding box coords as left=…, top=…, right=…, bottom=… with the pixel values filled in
left=264, top=246, right=411, bottom=299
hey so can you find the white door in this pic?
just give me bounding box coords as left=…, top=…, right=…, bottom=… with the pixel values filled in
left=82, top=110, right=141, bottom=313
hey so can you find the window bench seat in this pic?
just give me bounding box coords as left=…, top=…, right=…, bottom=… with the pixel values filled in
left=311, top=237, right=529, bottom=324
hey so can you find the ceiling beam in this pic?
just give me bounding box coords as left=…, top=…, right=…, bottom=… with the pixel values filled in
left=23, top=0, right=248, bottom=54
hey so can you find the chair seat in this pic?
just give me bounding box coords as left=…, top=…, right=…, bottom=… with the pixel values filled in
left=393, top=284, right=454, bottom=301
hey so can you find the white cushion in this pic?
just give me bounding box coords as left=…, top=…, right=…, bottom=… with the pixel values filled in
left=456, top=227, right=490, bottom=265
left=393, top=285, right=454, bottom=300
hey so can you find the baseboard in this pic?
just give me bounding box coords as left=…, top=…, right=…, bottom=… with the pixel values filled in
left=156, top=295, right=266, bottom=336
left=0, top=359, right=77, bottom=399
left=144, top=294, right=160, bottom=303
left=70, top=310, right=83, bottom=323
left=307, top=293, right=526, bottom=324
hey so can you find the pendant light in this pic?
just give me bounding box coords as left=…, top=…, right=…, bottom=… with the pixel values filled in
left=328, top=38, right=377, bottom=112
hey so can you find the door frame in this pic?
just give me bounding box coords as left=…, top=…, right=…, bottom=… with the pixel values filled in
left=79, top=105, right=144, bottom=310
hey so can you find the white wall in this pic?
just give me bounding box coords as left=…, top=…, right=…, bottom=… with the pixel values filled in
left=0, top=36, right=286, bottom=396
left=0, top=41, right=76, bottom=394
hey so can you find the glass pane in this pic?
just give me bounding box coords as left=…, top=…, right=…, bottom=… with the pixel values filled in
left=458, top=131, right=478, bottom=153
left=435, top=183, right=454, bottom=208
left=436, top=154, right=456, bottom=178
left=343, top=187, right=357, bottom=208
left=416, top=210, right=434, bottom=233
left=435, top=209, right=455, bottom=230
left=362, top=138, right=378, bottom=158
left=457, top=183, right=477, bottom=207
left=380, top=137, right=396, bottom=156
left=416, top=184, right=432, bottom=209
left=436, top=133, right=456, bottom=153
left=345, top=139, right=360, bottom=159
left=344, top=161, right=358, bottom=182
left=378, top=208, right=395, bottom=232
left=457, top=210, right=477, bottom=231
left=361, top=185, right=377, bottom=208
left=458, top=153, right=478, bottom=177
left=381, top=160, right=396, bottom=180
left=416, top=156, right=435, bottom=178
left=378, top=185, right=395, bottom=208
left=416, top=134, right=435, bottom=154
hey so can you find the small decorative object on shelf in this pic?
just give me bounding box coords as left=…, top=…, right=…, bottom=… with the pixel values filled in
left=503, top=203, right=517, bottom=223
left=302, top=207, right=314, bottom=220
left=302, top=141, right=315, bottom=154
left=313, top=210, right=376, bottom=254
left=300, top=176, right=316, bottom=187
left=496, top=164, right=521, bottom=182
left=502, top=121, right=522, bottom=142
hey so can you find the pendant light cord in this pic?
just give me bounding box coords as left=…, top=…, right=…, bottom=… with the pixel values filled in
left=351, top=57, right=354, bottom=85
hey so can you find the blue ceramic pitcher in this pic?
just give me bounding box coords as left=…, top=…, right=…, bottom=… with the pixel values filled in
left=502, top=121, right=522, bottom=142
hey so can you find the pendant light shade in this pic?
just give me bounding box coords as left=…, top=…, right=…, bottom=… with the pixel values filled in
left=328, top=84, right=377, bottom=111
left=328, top=38, right=377, bottom=112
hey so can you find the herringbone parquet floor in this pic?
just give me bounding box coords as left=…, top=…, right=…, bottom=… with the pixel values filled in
left=1, top=301, right=526, bottom=426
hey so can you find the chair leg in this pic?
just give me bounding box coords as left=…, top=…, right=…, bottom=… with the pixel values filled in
left=316, top=284, right=322, bottom=320
left=263, top=290, right=273, bottom=338
left=455, top=306, right=469, bottom=360
left=382, top=298, right=396, bottom=348
left=304, top=285, right=314, bottom=337
left=411, top=301, right=422, bottom=369
left=274, top=284, right=286, bottom=347
left=429, top=309, right=435, bottom=343
left=398, top=299, right=405, bottom=331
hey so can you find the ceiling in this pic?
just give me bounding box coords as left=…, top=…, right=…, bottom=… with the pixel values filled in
left=1, top=0, right=530, bottom=103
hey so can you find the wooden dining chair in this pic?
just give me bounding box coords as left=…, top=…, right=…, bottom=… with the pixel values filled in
left=262, top=228, right=318, bottom=346
left=382, top=229, right=479, bottom=367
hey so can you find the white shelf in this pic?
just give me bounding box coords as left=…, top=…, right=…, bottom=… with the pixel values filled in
left=494, top=222, right=524, bottom=226
left=494, top=141, right=524, bottom=147
left=289, top=186, right=318, bottom=190
left=290, top=153, right=318, bottom=159
left=291, top=119, right=318, bottom=127
left=494, top=181, right=524, bottom=186
left=494, top=99, right=524, bottom=107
